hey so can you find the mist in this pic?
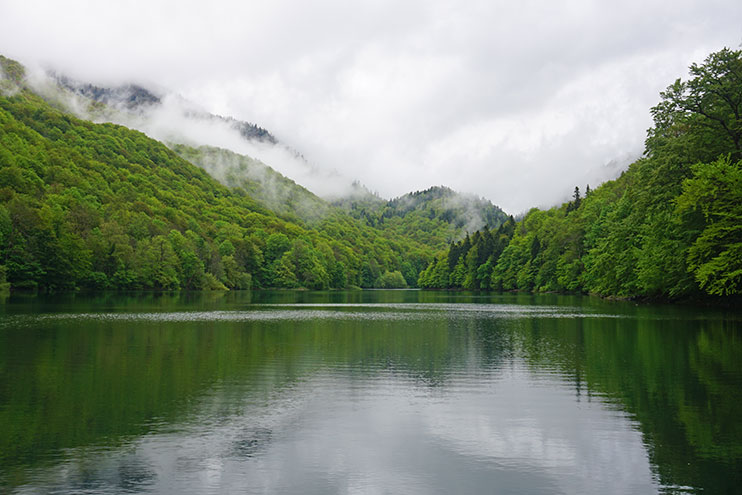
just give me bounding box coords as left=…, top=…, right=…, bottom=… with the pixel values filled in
left=24, top=67, right=356, bottom=200
left=2, top=0, right=740, bottom=213
left=125, top=99, right=354, bottom=199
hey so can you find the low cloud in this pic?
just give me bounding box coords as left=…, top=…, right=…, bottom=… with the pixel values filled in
left=25, top=69, right=354, bottom=199
left=2, top=0, right=740, bottom=212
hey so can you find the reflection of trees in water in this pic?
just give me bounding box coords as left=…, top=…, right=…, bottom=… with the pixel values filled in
left=1, top=291, right=740, bottom=494
left=512, top=314, right=742, bottom=494
left=0, top=307, right=456, bottom=484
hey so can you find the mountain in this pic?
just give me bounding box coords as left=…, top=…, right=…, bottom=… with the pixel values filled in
left=27, top=63, right=511, bottom=237
left=333, top=185, right=509, bottom=251
left=4, top=46, right=740, bottom=301
left=171, top=144, right=331, bottom=224
left=39, top=65, right=509, bottom=243
left=31, top=67, right=357, bottom=198
left=54, top=75, right=162, bottom=110
left=51, top=73, right=278, bottom=144
left=0, top=54, right=512, bottom=293
left=0, top=56, right=434, bottom=291
left=382, top=186, right=508, bottom=230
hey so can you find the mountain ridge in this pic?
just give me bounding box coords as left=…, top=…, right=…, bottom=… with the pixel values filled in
left=333, top=184, right=509, bottom=250
left=30, top=61, right=511, bottom=226
left=0, top=54, right=513, bottom=293
left=0, top=57, right=435, bottom=290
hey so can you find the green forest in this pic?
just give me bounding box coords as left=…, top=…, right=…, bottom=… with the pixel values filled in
left=0, top=56, right=436, bottom=291
left=1, top=47, right=741, bottom=300
left=419, top=48, right=742, bottom=300
left=332, top=185, right=508, bottom=251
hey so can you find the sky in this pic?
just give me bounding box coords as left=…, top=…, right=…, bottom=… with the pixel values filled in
left=1, top=0, right=741, bottom=213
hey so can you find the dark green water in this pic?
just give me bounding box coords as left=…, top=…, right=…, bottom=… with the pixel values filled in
left=0, top=290, right=740, bottom=494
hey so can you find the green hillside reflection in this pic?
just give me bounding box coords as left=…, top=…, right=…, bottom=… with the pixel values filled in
left=0, top=291, right=740, bottom=493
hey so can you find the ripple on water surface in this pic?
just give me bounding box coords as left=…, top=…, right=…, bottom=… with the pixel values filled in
left=2, top=297, right=739, bottom=495
left=1, top=302, right=627, bottom=327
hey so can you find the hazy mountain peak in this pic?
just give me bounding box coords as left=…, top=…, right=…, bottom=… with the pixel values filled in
left=52, top=74, right=162, bottom=110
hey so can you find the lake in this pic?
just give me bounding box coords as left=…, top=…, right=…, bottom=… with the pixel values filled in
left=0, top=290, right=740, bottom=494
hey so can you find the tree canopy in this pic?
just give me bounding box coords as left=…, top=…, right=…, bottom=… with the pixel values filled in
left=419, top=47, right=742, bottom=301
left=0, top=82, right=434, bottom=291
left=2, top=47, right=741, bottom=300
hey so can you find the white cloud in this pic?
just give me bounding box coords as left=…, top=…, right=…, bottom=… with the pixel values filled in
left=1, top=0, right=740, bottom=212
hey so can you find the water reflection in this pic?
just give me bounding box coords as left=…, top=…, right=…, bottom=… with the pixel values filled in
left=10, top=368, right=656, bottom=494
left=1, top=291, right=740, bottom=494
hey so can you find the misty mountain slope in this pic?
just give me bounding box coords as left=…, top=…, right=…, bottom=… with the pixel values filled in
left=50, top=73, right=277, bottom=143
left=1, top=54, right=500, bottom=289
left=333, top=185, right=509, bottom=250
left=170, top=145, right=447, bottom=285
left=21, top=60, right=511, bottom=240
left=54, top=75, right=162, bottom=110
left=171, top=144, right=332, bottom=224
left=4, top=59, right=326, bottom=227
left=0, top=59, right=435, bottom=290
left=329, top=181, right=387, bottom=218
left=26, top=68, right=357, bottom=199
left=384, top=186, right=507, bottom=228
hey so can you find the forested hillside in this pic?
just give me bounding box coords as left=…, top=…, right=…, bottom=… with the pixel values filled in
left=172, top=144, right=332, bottom=224
left=0, top=56, right=433, bottom=291
left=3, top=47, right=739, bottom=300
left=420, top=47, right=742, bottom=300
left=334, top=185, right=509, bottom=251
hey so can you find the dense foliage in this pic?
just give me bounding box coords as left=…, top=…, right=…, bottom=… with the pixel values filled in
left=420, top=47, right=742, bottom=300
left=0, top=70, right=433, bottom=291
left=2, top=47, right=740, bottom=299
left=334, top=185, right=508, bottom=251
left=172, top=144, right=332, bottom=225
left=418, top=218, right=516, bottom=290
left=172, top=145, right=432, bottom=287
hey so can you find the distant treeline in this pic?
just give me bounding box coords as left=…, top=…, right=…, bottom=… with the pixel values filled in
left=420, top=47, right=742, bottom=299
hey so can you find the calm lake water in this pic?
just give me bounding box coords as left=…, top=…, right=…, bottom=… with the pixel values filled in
left=1, top=290, right=740, bottom=494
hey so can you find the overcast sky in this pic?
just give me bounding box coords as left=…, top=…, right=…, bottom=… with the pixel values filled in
left=1, top=0, right=741, bottom=213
